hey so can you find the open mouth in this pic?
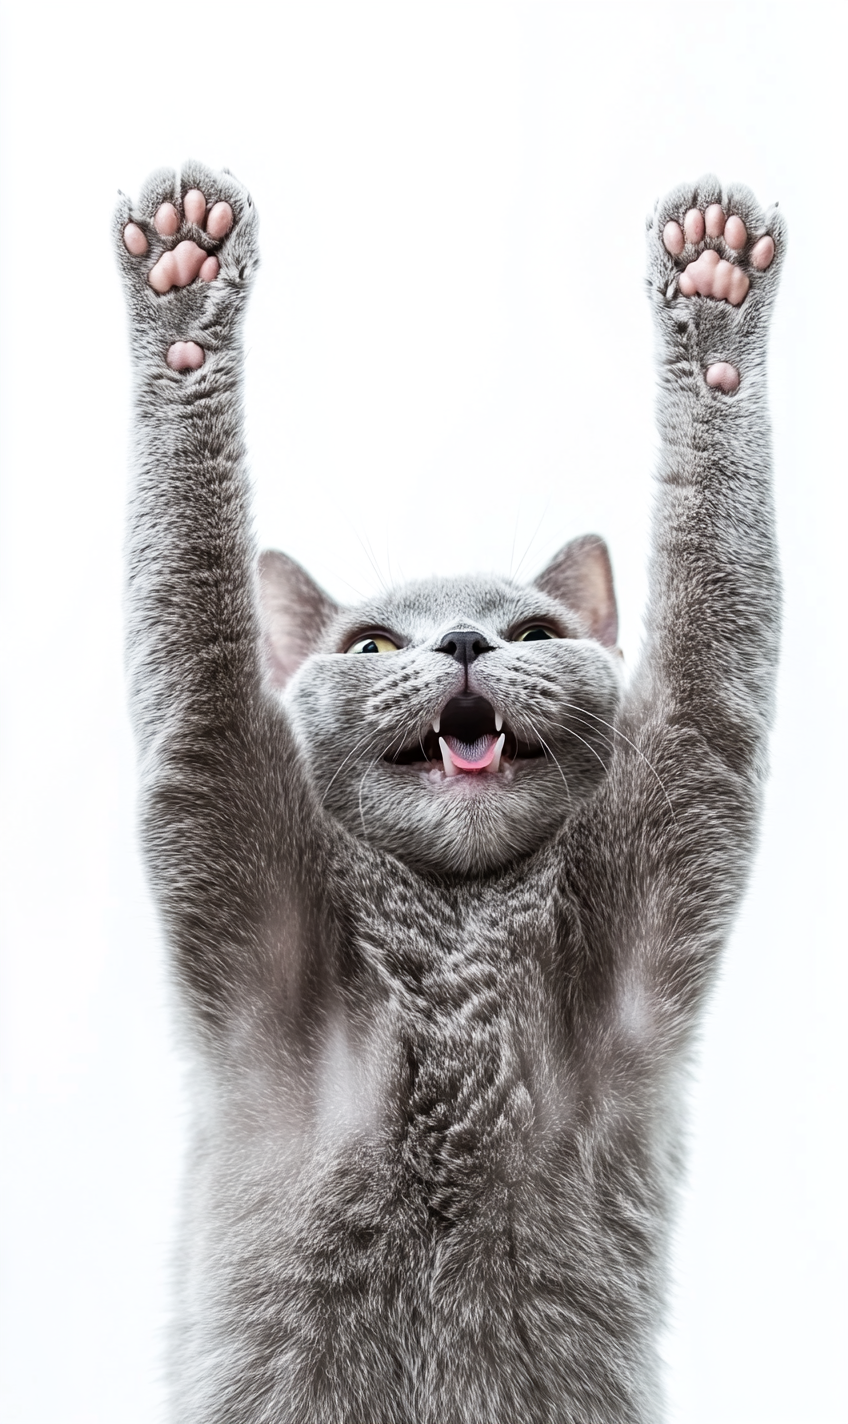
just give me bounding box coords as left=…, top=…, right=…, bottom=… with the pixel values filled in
left=389, top=696, right=545, bottom=779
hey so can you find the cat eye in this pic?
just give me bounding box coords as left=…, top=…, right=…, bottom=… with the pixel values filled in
left=347, top=633, right=401, bottom=655
left=513, top=625, right=558, bottom=642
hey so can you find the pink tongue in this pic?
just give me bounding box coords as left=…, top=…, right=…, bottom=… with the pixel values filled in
left=446, top=733, right=497, bottom=772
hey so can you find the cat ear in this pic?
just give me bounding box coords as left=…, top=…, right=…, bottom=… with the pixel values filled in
left=534, top=535, right=619, bottom=648
left=258, top=550, right=340, bottom=688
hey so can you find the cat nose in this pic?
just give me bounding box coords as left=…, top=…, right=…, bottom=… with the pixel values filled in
left=436, top=630, right=494, bottom=665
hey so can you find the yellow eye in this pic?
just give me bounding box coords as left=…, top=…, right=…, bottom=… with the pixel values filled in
left=348, top=634, right=401, bottom=655
left=514, top=626, right=556, bottom=642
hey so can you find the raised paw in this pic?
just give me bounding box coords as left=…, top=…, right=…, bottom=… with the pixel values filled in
left=116, top=162, right=257, bottom=372
left=649, top=176, right=784, bottom=394
left=123, top=191, right=233, bottom=295
left=662, top=203, right=774, bottom=307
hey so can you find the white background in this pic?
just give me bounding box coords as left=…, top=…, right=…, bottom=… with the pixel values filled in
left=1, top=4, right=845, bottom=1421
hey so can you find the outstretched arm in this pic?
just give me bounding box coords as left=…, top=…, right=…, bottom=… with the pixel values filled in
left=116, top=163, right=312, bottom=1037
left=117, top=161, right=261, bottom=753
left=633, top=178, right=784, bottom=774
left=567, top=176, right=786, bottom=1039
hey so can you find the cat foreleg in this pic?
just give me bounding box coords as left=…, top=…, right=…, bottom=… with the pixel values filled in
left=638, top=176, right=785, bottom=774
left=116, top=162, right=261, bottom=757
left=116, top=164, right=302, bottom=1030
left=572, top=178, right=786, bottom=1033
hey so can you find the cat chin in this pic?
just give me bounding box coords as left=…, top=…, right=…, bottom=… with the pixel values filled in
left=319, top=755, right=605, bottom=877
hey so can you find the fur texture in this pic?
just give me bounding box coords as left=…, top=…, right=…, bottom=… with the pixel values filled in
left=116, top=162, right=784, bottom=1422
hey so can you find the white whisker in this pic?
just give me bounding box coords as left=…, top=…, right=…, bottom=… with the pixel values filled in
left=357, top=726, right=414, bottom=836
left=354, top=528, right=390, bottom=595
left=512, top=498, right=552, bottom=583
left=321, top=725, right=384, bottom=803
left=557, top=697, right=677, bottom=824
left=556, top=720, right=609, bottom=772
left=526, top=715, right=570, bottom=800
left=544, top=710, right=617, bottom=756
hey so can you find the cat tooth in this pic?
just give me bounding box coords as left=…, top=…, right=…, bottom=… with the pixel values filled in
left=438, top=736, right=457, bottom=778
left=432, top=716, right=440, bottom=735
left=494, top=711, right=503, bottom=733
left=489, top=733, right=506, bottom=774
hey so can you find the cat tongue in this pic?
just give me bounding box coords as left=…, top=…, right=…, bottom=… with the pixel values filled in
left=445, top=733, right=498, bottom=771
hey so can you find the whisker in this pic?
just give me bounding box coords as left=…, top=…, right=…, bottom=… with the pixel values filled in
left=556, top=720, right=609, bottom=772
left=321, top=724, right=385, bottom=803
left=357, top=747, right=388, bottom=836
left=357, top=726, right=414, bottom=835
left=543, top=710, right=617, bottom=756
left=556, top=697, right=677, bottom=824
left=331, top=573, right=371, bottom=601
left=526, top=714, right=570, bottom=800
left=357, top=528, right=390, bottom=595
left=358, top=769, right=370, bottom=836
left=512, top=497, right=552, bottom=583
left=322, top=702, right=430, bottom=809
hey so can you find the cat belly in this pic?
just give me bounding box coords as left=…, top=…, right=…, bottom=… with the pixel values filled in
left=169, top=1118, right=668, bottom=1424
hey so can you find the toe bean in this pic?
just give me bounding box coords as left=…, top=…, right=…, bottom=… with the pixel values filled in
left=206, top=202, right=234, bottom=239
left=183, top=189, right=207, bottom=225
left=154, top=202, right=179, bottom=236
left=724, top=214, right=747, bottom=250
left=751, top=234, right=775, bottom=270
left=683, top=208, right=705, bottom=244
left=123, top=222, right=148, bottom=256
left=705, top=203, right=725, bottom=238
left=663, top=220, right=685, bottom=256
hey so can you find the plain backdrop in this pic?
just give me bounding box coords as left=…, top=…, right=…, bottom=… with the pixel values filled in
left=1, top=4, right=845, bottom=1421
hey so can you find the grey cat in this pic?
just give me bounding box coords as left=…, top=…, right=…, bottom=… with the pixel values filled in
left=115, top=162, right=784, bottom=1423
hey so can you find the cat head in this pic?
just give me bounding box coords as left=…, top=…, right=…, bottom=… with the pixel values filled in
left=260, top=537, right=622, bottom=876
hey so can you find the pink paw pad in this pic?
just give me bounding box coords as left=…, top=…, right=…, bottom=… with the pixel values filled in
left=148, top=239, right=209, bottom=294
left=663, top=197, right=774, bottom=309
left=705, top=362, right=740, bottom=393
left=704, top=204, right=725, bottom=238
left=154, top=203, right=180, bottom=236
left=663, top=221, right=685, bottom=256
left=678, top=249, right=750, bottom=305
left=724, top=214, right=747, bottom=250
left=663, top=200, right=776, bottom=305
left=167, top=341, right=205, bottom=372
left=183, top=189, right=207, bottom=225
left=683, top=208, right=704, bottom=244
left=122, top=223, right=148, bottom=256
left=123, top=187, right=236, bottom=294
left=206, top=202, right=233, bottom=239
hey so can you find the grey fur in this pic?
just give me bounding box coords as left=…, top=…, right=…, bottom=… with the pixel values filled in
left=116, top=161, right=784, bottom=1422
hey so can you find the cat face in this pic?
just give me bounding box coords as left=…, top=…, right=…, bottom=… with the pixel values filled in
left=261, top=538, right=622, bottom=876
